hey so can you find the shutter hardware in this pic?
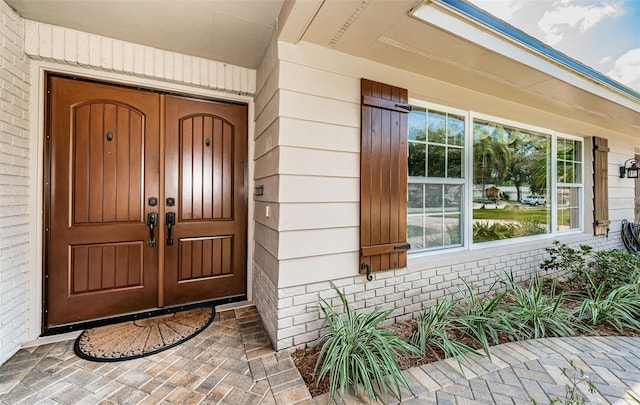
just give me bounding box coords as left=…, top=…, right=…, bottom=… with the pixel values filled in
left=361, top=263, right=373, bottom=281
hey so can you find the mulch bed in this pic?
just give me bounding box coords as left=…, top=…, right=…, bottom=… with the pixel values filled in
left=291, top=282, right=640, bottom=398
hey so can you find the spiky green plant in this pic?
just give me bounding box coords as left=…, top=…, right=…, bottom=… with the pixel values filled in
left=501, top=273, right=580, bottom=339
left=576, top=274, right=640, bottom=332
left=454, top=280, right=517, bottom=359
left=410, top=299, right=480, bottom=371
left=313, top=283, right=418, bottom=403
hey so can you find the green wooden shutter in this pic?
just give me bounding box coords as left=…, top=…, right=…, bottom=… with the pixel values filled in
left=360, top=79, right=410, bottom=278
left=592, top=136, right=610, bottom=236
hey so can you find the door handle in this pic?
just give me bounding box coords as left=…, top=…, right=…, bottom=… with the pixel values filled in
left=147, top=213, right=158, bottom=247
left=166, top=212, right=175, bottom=246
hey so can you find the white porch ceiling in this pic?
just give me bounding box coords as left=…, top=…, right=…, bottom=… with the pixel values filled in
left=5, top=0, right=284, bottom=68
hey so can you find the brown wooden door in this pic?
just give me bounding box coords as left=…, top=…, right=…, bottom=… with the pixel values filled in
left=163, top=95, right=247, bottom=305
left=47, top=76, right=160, bottom=325
left=46, top=77, right=247, bottom=327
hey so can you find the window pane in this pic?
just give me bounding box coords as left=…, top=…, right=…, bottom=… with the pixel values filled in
left=409, top=142, right=426, bottom=176
left=573, top=141, right=582, bottom=161
left=428, top=111, right=446, bottom=144
left=473, top=119, right=550, bottom=242
left=444, top=184, right=462, bottom=212
left=424, top=216, right=445, bottom=248
left=558, top=137, right=582, bottom=184
left=447, top=114, right=465, bottom=146
left=408, top=183, right=424, bottom=214
left=425, top=184, right=442, bottom=212
left=409, top=107, right=426, bottom=141
left=447, top=147, right=462, bottom=178
left=445, top=214, right=462, bottom=245
left=407, top=104, right=466, bottom=253
left=408, top=215, right=425, bottom=250
left=427, top=145, right=445, bottom=177
left=573, top=162, right=582, bottom=183
left=557, top=186, right=580, bottom=231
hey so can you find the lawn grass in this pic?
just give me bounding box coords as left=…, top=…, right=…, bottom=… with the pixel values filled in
left=473, top=207, right=550, bottom=223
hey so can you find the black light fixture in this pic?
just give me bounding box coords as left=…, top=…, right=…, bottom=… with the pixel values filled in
left=620, top=158, right=640, bottom=178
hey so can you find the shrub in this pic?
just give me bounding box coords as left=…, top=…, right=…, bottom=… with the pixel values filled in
left=473, top=221, right=517, bottom=242
left=541, top=241, right=640, bottom=294
left=313, top=283, right=418, bottom=402
left=410, top=299, right=480, bottom=371
left=501, top=273, right=580, bottom=339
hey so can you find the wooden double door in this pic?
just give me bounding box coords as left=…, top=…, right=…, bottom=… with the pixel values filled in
left=46, top=75, right=247, bottom=327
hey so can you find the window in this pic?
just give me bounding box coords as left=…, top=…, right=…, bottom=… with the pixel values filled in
left=407, top=104, right=584, bottom=253
left=408, top=105, right=465, bottom=251
left=472, top=119, right=551, bottom=243
left=557, top=137, right=583, bottom=231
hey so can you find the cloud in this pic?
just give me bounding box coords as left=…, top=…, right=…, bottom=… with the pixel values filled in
left=469, top=0, right=525, bottom=21
left=538, top=0, right=625, bottom=45
left=600, top=56, right=613, bottom=65
left=607, top=48, right=640, bottom=91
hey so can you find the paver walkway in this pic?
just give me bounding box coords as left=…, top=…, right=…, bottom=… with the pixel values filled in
left=2, top=304, right=640, bottom=404
left=314, top=336, right=640, bottom=404
left=0, top=304, right=312, bottom=405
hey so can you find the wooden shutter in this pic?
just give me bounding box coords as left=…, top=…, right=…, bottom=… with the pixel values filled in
left=592, top=136, right=610, bottom=235
left=360, top=79, right=410, bottom=277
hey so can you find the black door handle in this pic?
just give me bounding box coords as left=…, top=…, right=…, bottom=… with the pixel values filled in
left=166, top=212, right=175, bottom=246
left=147, top=213, right=158, bottom=247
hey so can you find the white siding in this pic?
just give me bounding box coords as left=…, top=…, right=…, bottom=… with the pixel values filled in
left=252, top=34, right=280, bottom=345
left=0, top=0, right=30, bottom=365
left=247, top=39, right=640, bottom=351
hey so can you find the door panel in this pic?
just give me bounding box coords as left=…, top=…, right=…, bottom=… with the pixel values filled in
left=47, top=76, right=160, bottom=326
left=164, top=95, right=247, bottom=305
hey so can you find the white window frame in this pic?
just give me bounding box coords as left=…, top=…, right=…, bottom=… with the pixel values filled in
left=408, top=99, right=469, bottom=253
left=407, top=103, right=586, bottom=256
left=554, top=133, right=585, bottom=233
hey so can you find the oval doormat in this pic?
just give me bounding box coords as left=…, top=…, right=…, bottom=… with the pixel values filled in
left=74, top=306, right=215, bottom=362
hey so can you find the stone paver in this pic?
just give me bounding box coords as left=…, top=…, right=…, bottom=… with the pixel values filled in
left=0, top=305, right=310, bottom=405
left=3, top=306, right=640, bottom=404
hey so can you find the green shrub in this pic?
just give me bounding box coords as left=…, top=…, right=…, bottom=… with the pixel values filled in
left=472, top=220, right=546, bottom=243
left=410, top=299, right=480, bottom=371
left=501, top=273, right=580, bottom=339
left=313, top=283, right=418, bottom=402
left=541, top=241, right=640, bottom=294
left=473, top=221, right=517, bottom=242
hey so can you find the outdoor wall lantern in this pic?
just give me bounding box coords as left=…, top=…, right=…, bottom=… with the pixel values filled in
left=620, top=158, right=640, bottom=178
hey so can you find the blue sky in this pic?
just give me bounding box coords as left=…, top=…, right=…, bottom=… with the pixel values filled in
left=468, top=0, right=640, bottom=92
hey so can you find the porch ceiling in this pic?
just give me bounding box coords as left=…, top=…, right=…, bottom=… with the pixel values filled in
left=282, top=0, right=640, bottom=134
left=5, top=0, right=284, bottom=68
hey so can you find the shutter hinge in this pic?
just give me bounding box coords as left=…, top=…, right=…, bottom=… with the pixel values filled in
left=394, top=103, right=412, bottom=112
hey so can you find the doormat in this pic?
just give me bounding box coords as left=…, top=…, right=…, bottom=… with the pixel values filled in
left=74, top=306, right=215, bottom=362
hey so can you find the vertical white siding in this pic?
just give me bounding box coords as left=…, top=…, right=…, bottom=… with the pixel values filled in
left=0, top=0, right=30, bottom=364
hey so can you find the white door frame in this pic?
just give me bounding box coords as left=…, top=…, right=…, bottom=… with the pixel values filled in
left=27, top=60, right=256, bottom=342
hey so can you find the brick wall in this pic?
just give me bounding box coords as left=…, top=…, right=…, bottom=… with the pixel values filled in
left=23, top=20, right=255, bottom=96
left=273, top=233, right=624, bottom=351
left=0, top=0, right=30, bottom=364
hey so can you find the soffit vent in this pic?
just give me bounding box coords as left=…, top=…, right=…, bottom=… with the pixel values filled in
left=329, top=0, right=373, bottom=46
